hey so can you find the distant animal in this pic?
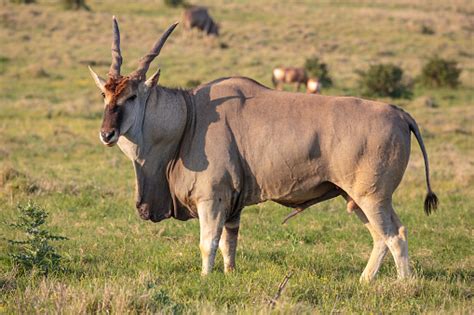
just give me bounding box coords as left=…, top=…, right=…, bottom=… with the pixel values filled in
left=272, top=67, right=308, bottom=92
left=306, top=78, right=321, bottom=94
left=89, top=17, right=438, bottom=281
left=182, top=6, right=219, bottom=36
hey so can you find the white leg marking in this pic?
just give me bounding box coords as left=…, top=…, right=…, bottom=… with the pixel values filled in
left=197, top=200, right=225, bottom=276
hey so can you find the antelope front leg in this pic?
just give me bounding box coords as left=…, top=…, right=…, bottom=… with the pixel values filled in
left=219, top=217, right=240, bottom=273
left=197, top=200, right=226, bottom=276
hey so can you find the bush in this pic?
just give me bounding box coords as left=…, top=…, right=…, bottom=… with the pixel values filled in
left=164, top=0, right=184, bottom=7
left=61, top=0, right=90, bottom=10
left=420, top=24, right=435, bottom=35
left=9, top=0, right=35, bottom=3
left=357, top=63, right=412, bottom=98
left=5, top=202, right=68, bottom=275
left=185, top=79, right=201, bottom=88
left=420, top=56, right=461, bottom=88
left=304, top=57, right=333, bottom=87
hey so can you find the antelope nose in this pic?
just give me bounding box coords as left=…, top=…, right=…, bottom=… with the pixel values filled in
left=136, top=202, right=151, bottom=220
left=101, top=130, right=115, bottom=142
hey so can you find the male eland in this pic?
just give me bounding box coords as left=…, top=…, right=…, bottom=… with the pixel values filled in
left=89, top=17, right=438, bottom=281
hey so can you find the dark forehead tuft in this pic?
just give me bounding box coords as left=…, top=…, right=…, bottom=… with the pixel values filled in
left=105, top=76, right=130, bottom=96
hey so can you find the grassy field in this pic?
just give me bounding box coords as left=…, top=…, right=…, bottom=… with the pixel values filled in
left=0, top=0, right=473, bottom=313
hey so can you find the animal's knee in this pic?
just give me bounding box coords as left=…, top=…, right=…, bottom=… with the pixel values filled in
left=225, top=226, right=239, bottom=238
left=386, top=232, right=409, bottom=256
left=200, top=237, right=219, bottom=254
left=225, top=219, right=240, bottom=230
left=199, top=243, right=210, bottom=256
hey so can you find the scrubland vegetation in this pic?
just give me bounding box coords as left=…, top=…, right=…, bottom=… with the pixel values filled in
left=0, top=0, right=473, bottom=313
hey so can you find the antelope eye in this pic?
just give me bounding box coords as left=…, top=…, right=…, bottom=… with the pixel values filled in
left=101, top=92, right=105, bottom=98
left=127, top=95, right=137, bottom=102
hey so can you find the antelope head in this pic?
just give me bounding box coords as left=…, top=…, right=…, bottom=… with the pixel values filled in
left=89, top=17, right=178, bottom=147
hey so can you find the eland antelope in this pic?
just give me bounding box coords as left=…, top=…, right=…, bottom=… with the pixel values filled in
left=89, top=18, right=438, bottom=281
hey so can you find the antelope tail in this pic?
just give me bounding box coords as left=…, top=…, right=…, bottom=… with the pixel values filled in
left=405, top=113, right=439, bottom=215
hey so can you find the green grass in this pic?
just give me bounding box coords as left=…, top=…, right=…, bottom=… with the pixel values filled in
left=1, top=0, right=473, bottom=313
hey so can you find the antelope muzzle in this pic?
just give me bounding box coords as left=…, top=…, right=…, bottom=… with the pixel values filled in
left=135, top=201, right=172, bottom=222
left=100, top=105, right=121, bottom=146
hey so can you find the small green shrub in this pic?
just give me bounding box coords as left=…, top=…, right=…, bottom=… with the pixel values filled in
left=5, top=202, right=68, bottom=275
left=304, top=57, right=333, bottom=87
left=163, top=0, right=184, bottom=7
left=420, top=56, right=461, bottom=88
left=357, top=63, right=412, bottom=98
left=136, top=281, right=184, bottom=313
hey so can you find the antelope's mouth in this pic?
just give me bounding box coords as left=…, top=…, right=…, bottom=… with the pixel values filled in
left=99, top=130, right=119, bottom=147
left=149, top=212, right=172, bottom=223
left=104, top=140, right=118, bottom=147
left=136, top=202, right=172, bottom=222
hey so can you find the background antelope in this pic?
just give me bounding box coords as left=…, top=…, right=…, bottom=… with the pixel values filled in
left=272, top=66, right=308, bottom=92
left=182, top=6, right=219, bottom=36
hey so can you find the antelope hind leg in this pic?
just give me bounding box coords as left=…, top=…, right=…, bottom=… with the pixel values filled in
left=358, top=199, right=411, bottom=280
left=353, top=207, right=389, bottom=282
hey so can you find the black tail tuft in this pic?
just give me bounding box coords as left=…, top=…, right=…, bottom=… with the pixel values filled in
left=424, top=191, right=439, bottom=216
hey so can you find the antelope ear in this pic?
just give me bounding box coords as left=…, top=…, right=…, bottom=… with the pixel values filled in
left=145, top=69, right=161, bottom=89
left=88, top=66, right=106, bottom=93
